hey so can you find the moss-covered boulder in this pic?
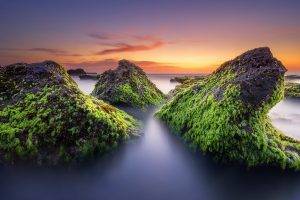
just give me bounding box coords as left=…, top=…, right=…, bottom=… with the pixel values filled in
left=285, top=82, right=300, bottom=98
left=0, top=61, right=138, bottom=165
left=91, top=59, right=165, bottom=108
left=157, top=47, right=300, bottom=169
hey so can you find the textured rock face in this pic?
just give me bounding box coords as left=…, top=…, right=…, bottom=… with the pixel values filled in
left=157, top=47, right=300, bottom=169
left=0, top=61, right=138, bottom=165
left=91, top=60, right=165, bottom=108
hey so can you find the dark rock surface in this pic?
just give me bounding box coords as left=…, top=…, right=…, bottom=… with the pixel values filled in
left=170, top=75, right=206, bottom=83
left=67, top=68, right=86, bottom=76
left=91, top=59, right=165, bottom=108
left=79, top=74, right=99, bottom=80
left=157, top=47, right=300, bottom=170
left=0, top=61, right=138, bottom=165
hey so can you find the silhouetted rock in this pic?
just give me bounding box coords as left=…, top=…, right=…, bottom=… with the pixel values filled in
left=157, top=47, right=300, bottom=170
left=91, top=59, right=165, bottom=108
left=79, top=74, right=99, bottom=80
left=170, top=75, right=206, bottom=83
left=285, top=74, right=300, bottom=80
left=67, top=68, right=86, bottom=76
left=0, top=61, right=138, bottom=165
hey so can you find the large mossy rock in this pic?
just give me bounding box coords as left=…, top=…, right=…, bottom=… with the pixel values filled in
left=157, top=47, right=300, bottom=169
left=91, top=60, right=165, bottom=108
left=0, top=61, right=138, bottom=165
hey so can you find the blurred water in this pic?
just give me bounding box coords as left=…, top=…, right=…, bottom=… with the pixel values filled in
left=1, top=75, right=300, bottom=200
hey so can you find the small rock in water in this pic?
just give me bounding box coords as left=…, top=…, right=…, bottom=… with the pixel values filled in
left=91, top=59, right=165, bottom=108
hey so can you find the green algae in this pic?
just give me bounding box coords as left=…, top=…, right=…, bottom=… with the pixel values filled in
left=0, top=61, right=138, bottom=165
left=156, top=48, right=300, bottom=170
left=285, top=82, right=300, bottom=98
left=91, top=60, right=165, bottom=109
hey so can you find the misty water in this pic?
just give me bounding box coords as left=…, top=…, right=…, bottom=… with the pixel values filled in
left=1, top=75, right=300, bottom=200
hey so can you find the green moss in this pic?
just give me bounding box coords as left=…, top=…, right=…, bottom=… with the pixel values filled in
left=0, top=61, right=138, bottom=165
left=92, top=60, right=165, bottom=109
left=285, top=82, right=300, bottom=98
left=156, top=59, right=300, bottom=170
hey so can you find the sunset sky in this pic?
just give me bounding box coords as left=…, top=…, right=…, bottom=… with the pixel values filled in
left=1, top=0, right=300, bottom=74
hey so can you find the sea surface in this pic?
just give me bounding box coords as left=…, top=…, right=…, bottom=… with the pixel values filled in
left=1, top=75, right=300, bottom=200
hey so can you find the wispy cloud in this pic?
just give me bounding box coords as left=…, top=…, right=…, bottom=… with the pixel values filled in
left=95, top=41, right=164, bottom=55
left=0, top=48, right=82, bottom=57
left=28, top=48, right=68, bottom=54
left=88, top=32, right=166, bottom=55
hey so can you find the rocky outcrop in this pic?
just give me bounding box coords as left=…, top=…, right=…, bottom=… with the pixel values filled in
left=156, top=47, right=300, bottom=170
left=285, top=82, right=300, bottom=98
left=285, top=74, right=300, bottom=80
left=170, top=75, right=206, bottom=83
left=91, top=60, right=165, bottom=108
left=67, top=68, right=86, bottom=76
left=0, top=61, right=138, bottom=165
left=79, top=74, right=99, bottom=80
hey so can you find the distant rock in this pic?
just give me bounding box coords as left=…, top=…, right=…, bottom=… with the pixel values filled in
left=170, top=75, right=206, bottom=83
left=285, top=82, right=300, bottom=98
left=0, top=61, right=138, bottom=165
left=91, top=59, right=165, bottom=108
left=285, top=74, right=300, bottom=80
left=157, top=47, right=300, bottom=170
left=67, top=68, right=86, bottom=76
left=79, top=74, right=99, bottom=80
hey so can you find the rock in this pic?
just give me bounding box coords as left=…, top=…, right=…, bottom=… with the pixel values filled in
left=91, top=59, right=165, bottom=108
left=170, top=76, right=300, bottom=100
left=79, top=74, right=99, bottom=80
left=168, top=77, right=205, bottom=99
left=170, top=75, right=206, bottom=83
left=285, top=82, right=300, bottom=98
left=0, top=61, right=138, bottom=165
left=67, top=68, right=86, bottom=76
left=156, top=47, right=300, bottom=170
left=285, top=74, right=300, bottom=80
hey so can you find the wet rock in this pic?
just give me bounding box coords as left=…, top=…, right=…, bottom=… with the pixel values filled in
left=157, top=47, right=300, bottom=170
left=0, top=61, right=138, bottom=165
left=91, top=59, right=165, bottom=108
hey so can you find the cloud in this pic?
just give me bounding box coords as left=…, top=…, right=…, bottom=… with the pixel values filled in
left=88, top=32, right=166, bottom=55
left=88, top=33, right=117, bottom=40
left=28, top=48, right=68, bottom=54
left=95, top=41, right=164, bottom=55
left=0, top=47, right=82, bottom=57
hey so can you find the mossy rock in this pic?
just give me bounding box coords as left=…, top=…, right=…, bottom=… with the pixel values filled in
left=170, top=75, right=300, bottom=99
left=157, top=47, right=300, bottom=170
left=0, top=61, right=138, bottom=165
left=91, top=60, right=165, bottom=109
left=285, top=82, right=300, bottom=98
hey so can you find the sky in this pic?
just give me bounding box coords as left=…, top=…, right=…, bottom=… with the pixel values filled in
left=0, top=0, right=300, bottom=74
